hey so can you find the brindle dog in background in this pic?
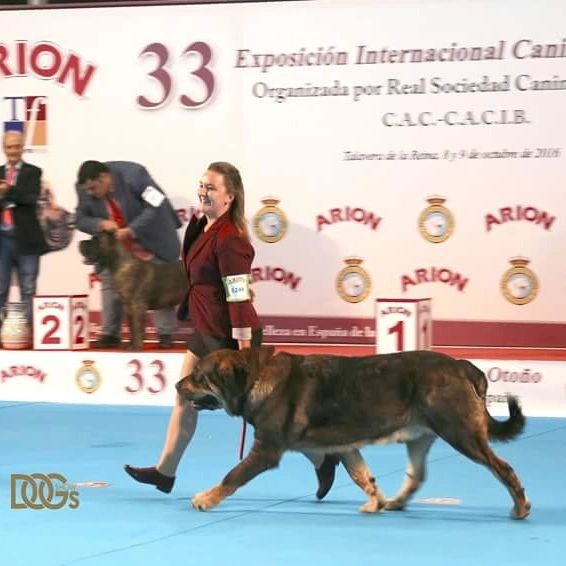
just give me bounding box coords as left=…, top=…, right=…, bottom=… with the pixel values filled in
left=79, top=231, right=187, bottom=350
left=177, top=346, right=531, bottom=520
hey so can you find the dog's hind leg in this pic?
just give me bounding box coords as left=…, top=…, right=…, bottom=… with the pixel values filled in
left=429, top=411, right=530, bottom=520
left=481, top=445, right=530, bottom=519
left=386, top=434, right=436, bottom=511
left=339, top=449, right=387, bottom=513
left=192, top=440, right=284, bottom=511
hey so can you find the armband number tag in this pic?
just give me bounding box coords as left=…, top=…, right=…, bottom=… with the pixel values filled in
left=141, top=186, right=165, bottom=207
left=223, top=274, right=251, bottom=302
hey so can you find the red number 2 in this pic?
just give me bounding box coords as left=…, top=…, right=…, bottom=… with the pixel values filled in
left=74, top=314, right=85, bottom=345
left=41, top=315, right=61, bottom=345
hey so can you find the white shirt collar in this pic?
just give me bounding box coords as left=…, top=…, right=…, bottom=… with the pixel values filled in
left=4, top=161, right=23, bottom=170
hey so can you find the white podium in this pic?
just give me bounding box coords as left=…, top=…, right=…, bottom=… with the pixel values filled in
left=33, top=295, right=89, bottom=350
left=375, top=298, right=432, bottom=354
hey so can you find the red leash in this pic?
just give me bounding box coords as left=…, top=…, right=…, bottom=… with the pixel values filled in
left=239, top=419, right=247, bottom=460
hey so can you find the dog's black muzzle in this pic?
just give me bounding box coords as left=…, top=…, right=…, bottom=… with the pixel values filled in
left=79, top=240, right=97, bottom=265
left=191, top=395, right=222, bottom=411
left=175, top=381, right=221, bottom=411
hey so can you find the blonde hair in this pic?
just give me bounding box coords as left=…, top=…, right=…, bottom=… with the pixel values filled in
left=208, top=161, right=249, bottom=238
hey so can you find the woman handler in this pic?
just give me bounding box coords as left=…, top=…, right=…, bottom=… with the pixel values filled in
left=124, top=162, right=337, bottom=500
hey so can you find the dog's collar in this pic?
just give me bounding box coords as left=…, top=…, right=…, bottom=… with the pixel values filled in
left=232, top=349, right=263, bottom=418
left=234, top=376, right=258, bottom=419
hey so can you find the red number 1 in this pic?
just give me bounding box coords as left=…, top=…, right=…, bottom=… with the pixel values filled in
left=388, top=320, right=404, bottom=351
left=421, top=320, right=429, bottom=349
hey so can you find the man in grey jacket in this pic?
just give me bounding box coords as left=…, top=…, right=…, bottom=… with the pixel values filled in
left=76, top=160, right=181, bottom=348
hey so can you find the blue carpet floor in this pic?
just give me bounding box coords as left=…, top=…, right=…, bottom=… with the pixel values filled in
left=1, top=402, right=564, bottom=566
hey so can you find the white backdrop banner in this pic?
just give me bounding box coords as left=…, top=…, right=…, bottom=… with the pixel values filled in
left=0, top=351, right=565, bottom=417
left=0, top=351, right=182, bottom=406
left=2, top=0, right=566, bottom=346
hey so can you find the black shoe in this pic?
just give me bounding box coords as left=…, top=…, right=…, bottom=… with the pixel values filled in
left=92, top=335, right=121, bottom=349
left=158, top=335, right=173, bottom=349
left=124, top=465, right=175, bottom=494
left=315, top=455, right=340, bottom=500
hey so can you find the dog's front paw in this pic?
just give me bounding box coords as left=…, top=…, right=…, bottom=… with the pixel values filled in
left=191, top=487, right=223, bottom=511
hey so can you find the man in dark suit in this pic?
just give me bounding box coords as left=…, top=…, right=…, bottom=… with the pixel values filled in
left=75, top=160, right=182, bottom=348
left=0, top=130, right=49, bottom=326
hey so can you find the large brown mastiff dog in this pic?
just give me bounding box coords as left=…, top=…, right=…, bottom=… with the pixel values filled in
left=176, top=346, right=531, bottom=519
left=79, top=231, right=187, bottom=349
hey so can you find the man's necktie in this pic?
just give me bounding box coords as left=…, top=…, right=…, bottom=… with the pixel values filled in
left=106, top=195, right=127, bottom=228
left=105, top=194, right=154, bottom=261
left=1, top=166, right=16, bottom=229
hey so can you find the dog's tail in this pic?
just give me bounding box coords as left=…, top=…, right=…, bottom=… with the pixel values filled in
left=461, top=360, right=526, bottom=442
left=487, top=396, right=526, bottom=442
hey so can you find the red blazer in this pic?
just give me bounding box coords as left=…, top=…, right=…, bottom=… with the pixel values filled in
left=179, top=213, right=260, bottom=339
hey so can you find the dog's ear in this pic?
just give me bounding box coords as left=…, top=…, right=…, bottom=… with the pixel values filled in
left=217, top=354, right=239, bottom=381
left=240, top=345, right=275, bottom=371
left=87, top=232, right=101, bottom=250
left=238, top=346, right=275, bottom=390
left=259, top=345, right=276, bottom=366
left=99, top=230, right=118, bottom=252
